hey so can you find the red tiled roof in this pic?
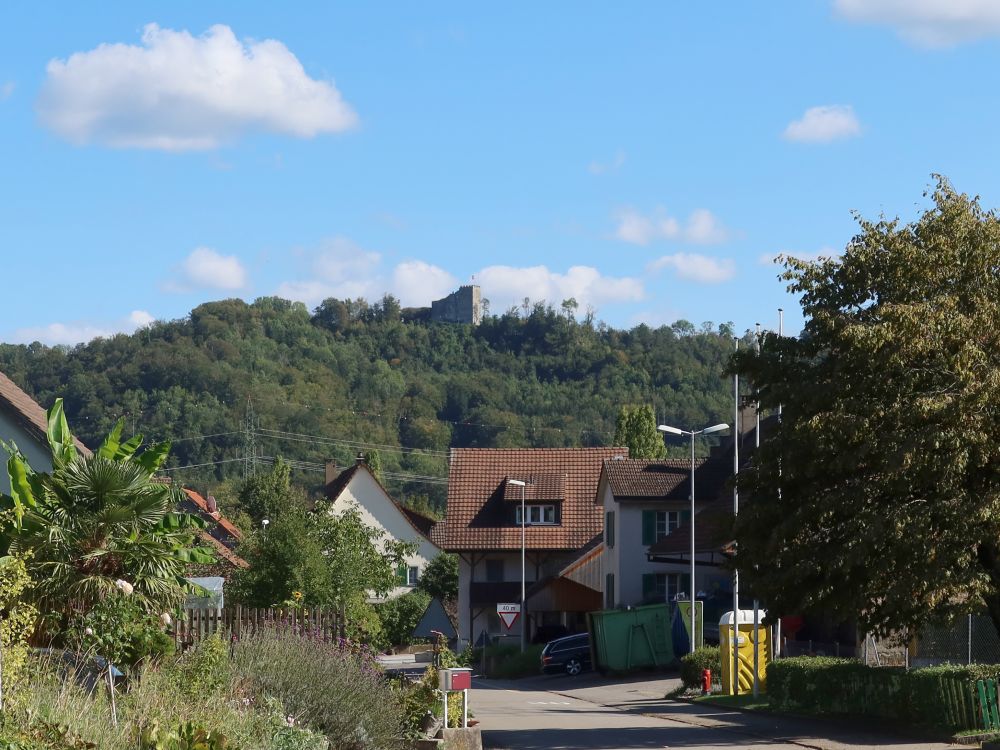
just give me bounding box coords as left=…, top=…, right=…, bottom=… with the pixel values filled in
left=0, top=371, right=90, bottom=455
left=197, top=530, right=249, bottom=570
left=646, top=499, right=734, bottom=557
left=432, top=447, right=627, bottom=551
left=602, top=456, right=730, bottom=501
left=501, top=473, right=565, bottom=501
left=182, top=488, right=243, bottom=543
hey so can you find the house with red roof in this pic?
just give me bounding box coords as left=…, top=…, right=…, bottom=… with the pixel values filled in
left=431, top=446, right=627, bottom=649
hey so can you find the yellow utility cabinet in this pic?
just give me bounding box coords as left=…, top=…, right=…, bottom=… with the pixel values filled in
left=720, top=609, right=770, bottom=695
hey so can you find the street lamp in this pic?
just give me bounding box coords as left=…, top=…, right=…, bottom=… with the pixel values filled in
left=508, top=479, right=529, bottom=653
left=657, top=422, right=729, bottom=653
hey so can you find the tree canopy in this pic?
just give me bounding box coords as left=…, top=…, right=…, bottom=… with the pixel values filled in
left=733, top=179, right=1000, bottom=638
left=614, top=404, right=667, bottom=459
left=0, top=297, right=736, bottom=514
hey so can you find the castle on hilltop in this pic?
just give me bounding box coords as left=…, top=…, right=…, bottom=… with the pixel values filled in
left=431, top=285, right=482, bottom=325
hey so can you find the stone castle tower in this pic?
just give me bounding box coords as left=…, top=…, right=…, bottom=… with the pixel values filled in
left=430, top=285, right=482, bottom=325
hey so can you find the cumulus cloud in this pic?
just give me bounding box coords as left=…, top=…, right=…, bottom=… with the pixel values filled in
left=835, top=0, right=1000, bottom=47
left=648, top=253, right=736, bottom=284
left=758, top=247, right=840, bottom=265
left=783, top=105, right=861, bottom=143
left=475, top=264, right=644, bottom=310
left=613, top=207, right=729, bottom=246
left=588, top=149, right=626, bottom=175
left=392, top=261, right=458, bottom=307
left=37, top=23, right=358, bottom=150
left=12, top=309, right=155, bottom=346
left=165, top=247, right=248, bottom=292
left=276, top=237, right=383, bottom=306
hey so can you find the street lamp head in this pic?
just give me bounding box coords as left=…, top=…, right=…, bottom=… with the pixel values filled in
left=702, top=423, right=730, bottom=435
left=657, top=425, right=684, bottom=436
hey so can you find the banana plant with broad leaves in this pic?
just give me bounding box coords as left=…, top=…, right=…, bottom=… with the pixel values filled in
left=0, top=399, right=216, bottom=615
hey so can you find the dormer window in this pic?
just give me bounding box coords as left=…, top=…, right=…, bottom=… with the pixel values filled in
left=515, top=504, right=557, bottom=525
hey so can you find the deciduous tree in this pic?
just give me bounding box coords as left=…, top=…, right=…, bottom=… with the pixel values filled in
left=614, top=405, right=666, bottom=459
left=733, top=178, right=1000, bottom=638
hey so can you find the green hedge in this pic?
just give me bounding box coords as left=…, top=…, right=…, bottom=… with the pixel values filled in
left=767, top=657, right=1000, bottom=733
left=680, top=646, right=722, bottom=689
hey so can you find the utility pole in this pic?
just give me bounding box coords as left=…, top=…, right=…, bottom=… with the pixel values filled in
left=243, top=397, right=258, bottom=479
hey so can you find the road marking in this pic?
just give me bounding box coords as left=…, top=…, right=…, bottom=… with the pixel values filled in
left=527, top=700, right=572, bottom=705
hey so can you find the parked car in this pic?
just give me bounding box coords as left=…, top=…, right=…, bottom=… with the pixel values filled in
left=540, top=633, right=591, bottom=676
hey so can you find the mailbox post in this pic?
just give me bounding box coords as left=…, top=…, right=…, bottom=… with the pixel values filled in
left=438, top=667, right=472, bottom=729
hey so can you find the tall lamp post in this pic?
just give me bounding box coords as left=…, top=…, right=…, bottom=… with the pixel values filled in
left=508, top=479, right=529, bottom=653
left=657, top=422, right=730, bottom=653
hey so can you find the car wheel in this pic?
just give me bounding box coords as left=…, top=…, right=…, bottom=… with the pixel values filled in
left=565, top=658, right=582, bottom=676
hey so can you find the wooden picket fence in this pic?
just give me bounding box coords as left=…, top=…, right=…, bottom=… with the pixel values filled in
left=173, top=606, right=343, bottom=649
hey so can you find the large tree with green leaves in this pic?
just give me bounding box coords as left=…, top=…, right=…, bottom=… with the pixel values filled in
left=733, top=179, right=1000, bottom=638
left=0, top=399, right=215, bottom=614
left=614, top=405, right=667, bottom=459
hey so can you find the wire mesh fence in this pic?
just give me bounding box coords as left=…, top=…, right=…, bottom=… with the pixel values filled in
left=911, top=614, right=1000, bottom=667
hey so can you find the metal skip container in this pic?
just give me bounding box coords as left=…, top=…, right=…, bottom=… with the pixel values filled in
left=720, top=609, right=770, bottom=695
left=588, top=604, right=674, bottom=673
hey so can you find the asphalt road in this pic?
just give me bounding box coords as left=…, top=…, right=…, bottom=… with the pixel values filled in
left=472, top=673, right=961, bottom=750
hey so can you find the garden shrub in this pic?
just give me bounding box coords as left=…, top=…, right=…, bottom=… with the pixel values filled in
left=167, top=631, right=230, bottom=699
left=376, top=590, right=431, bottom=649
left=766, top=657, right=1000, bottom=732
left=679, top=646, right=721, bottom=689
left=486, top=644, right=544, bottom=679
left=0, top=554, right=38, bottom=706
left=230, top=627, right=402, bottom=749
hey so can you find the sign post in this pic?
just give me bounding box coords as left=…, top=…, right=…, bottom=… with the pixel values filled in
left=439, top=668, right=473, bottom=729
left=497, top=603, right=521, bottom=631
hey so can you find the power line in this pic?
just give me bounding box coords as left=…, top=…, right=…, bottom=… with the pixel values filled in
left=256, top=427, right=449, bottom=459
left=161, top=457, right=247, bottom=472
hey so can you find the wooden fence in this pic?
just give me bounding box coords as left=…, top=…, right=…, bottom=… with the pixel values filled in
left=173, top=606, right=343, bottom=648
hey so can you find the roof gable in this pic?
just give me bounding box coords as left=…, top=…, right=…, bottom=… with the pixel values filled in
left=602, top=456, right=731, bottom=502
left=432, top=447, right=628, bottom=551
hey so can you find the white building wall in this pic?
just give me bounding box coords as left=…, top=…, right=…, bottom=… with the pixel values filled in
left=0, top=412, right=52, bottom=495
left=328, top=468, right=440, bottom=599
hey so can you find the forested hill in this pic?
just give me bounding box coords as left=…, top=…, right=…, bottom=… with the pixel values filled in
left=0, top=296, right=738, bottom=512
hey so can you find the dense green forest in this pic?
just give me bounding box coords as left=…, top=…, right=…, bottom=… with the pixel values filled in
left=0, top=295, right=738, bottom=513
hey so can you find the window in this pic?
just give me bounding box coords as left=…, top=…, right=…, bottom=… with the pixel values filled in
left=485, top=559, right=504, bottom=582
left=642, top=509, right=688, bottom=545
left=655, top=511, right=681, bottom=541
left=407, top=566, right=419, bottom=586
left=515, top=504, right=557, bottom=525
left=641, top=572, right=688, bottom=603
left=605, top=511, right=615, bottom=548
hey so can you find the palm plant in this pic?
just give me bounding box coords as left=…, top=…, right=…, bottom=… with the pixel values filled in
left=0, top=399, right=215, bottom=615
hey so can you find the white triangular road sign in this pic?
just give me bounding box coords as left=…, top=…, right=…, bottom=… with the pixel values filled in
left=499, top=610, right=520, bottom=630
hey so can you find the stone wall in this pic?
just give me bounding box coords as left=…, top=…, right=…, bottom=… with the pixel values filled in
left=431, top=286, right=482, bottom=325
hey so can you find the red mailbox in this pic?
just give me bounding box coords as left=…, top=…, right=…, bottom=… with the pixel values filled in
left=439, top=668, right=472, bottom=692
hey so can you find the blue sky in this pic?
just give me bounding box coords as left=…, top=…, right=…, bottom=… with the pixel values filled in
left=3, top=1, right=1000, bottom=344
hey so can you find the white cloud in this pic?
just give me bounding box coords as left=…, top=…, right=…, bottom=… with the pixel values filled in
left=37, top=23, right=358, bottom=150
left=392, top=261, right=458, bottom=307
left=588, top=149, right=626, bottom=175
left=835, top=0, right=1000, bottom=47
left=0, top=82, right=13, bottom=101
left=758, top=247, right=840, bottom=265
left=276, top=237, right=383, bottom=306
left=12, top=309, right=155, bottom=346
left=476, top=264, right=644, bottom=310
left=648, top=253, right=736, bottom=284
left=783, top=105, right=861, bottom=143
left=167, top=247, right=248, bottom=292
left=613, top=207, right=729, bottom=245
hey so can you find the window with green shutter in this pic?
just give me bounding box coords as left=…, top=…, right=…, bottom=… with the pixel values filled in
left=641, top=510, right=655, bottom=545
left=396, top=563, right=407, bottom=586
left=605, top=511, right=615, bottom=548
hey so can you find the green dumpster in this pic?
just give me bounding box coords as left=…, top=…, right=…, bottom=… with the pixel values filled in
left=588, top=604, right=674, bottom=673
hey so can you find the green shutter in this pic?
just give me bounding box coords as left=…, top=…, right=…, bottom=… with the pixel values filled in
left=606, top=511, right=615, bottom=548
left=396, top=563, right=407, bottom=585
left=642, top=573, right=656, bottom=601
left=642, top=510, right=655, bottom=545
left=679, top=509, right=691, bottom=526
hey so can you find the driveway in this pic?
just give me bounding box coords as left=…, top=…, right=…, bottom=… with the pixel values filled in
left=472, top=672, right=962, bottom=750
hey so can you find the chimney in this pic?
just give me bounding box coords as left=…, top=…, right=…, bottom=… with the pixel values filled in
left=325, top=460, right=338, bottom=485
left=206, top=495, right=218, bottom=514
